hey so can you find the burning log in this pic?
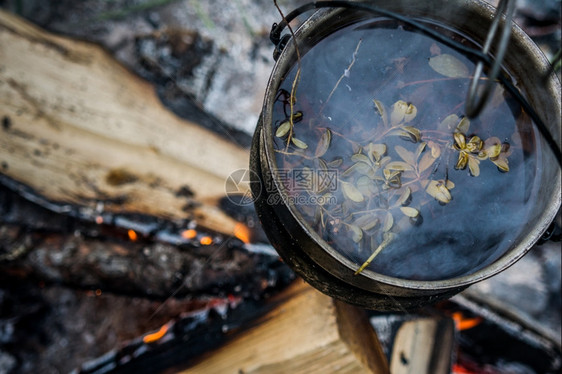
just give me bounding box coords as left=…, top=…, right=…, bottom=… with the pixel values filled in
left=0, top=9, right=248, bottom=237
left=0, top=181, right=291, bottom=300
left=0, top=10, right=298, bottom=372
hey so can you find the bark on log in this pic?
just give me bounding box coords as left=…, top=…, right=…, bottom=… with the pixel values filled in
left=0, top=9, right=249, bottom=236
left=0, top=184, right=290, bottom=299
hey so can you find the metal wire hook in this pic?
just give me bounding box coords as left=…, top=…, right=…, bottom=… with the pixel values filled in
left=465, top=0, right=517, bottom=118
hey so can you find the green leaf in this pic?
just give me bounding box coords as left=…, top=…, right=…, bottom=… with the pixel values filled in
left=351, top=153, right=372, bottom=165
left=428, top=53, right=469, bottom=78
left=427, top=141, right=441, bottom=158
left=491, top=156, right=509, bottom=172
left=385, top=161, right=414, bottom=171
left=395, top=145, right=416, bottom=166
left=383, top=211, right=394, bottom=232
left=396, top=187, right=411, bottom=206
left=291, top=137, right=308, bottom=149
left=415, top=142, right=427, bottom=160
left=342, top=182, right=364, bottom=203
left=400, top=206, right=419, bottom=218
left=328, top=158, right=343, bottom=167
left=438, top=114, right=460, bottom=131
left=342, top=162, right=371, bottom=177
left=454, top=132, right=466, bottom=149
left=383, top=168, right=401, bottom=181
left=425, top=180, right=452, bottom=203
left=367, top=143, right=387, bottom=163
left=456, top=117, right=470, bottom=134
left=275, top=121, right=291, bottom=137
left=349, top=225, right=363, bottom=243
left=455, top=151, right=469, bottom=170
left=315, top=128, right=331, bottom=158
left=403, top=103, right=417, bottom=123
left=373, top=99, right=388, bottom=127
left=466, top=136, right=483, bottom=153
left=316, top=157, right=328, bottom=172
left=377, top=156, right=392, bottom=168
left=356, top=176, right=372, bottom=195
left=402, top=126, right=421, bottom=143
left=468, top=156, right=480, bottom=177
left=486, top=142, right=502, bottom=158
left=418, top=152, right=437, bottom=173
left=390, top=100, right=409, bottom=126
left=354, top=214, right=379, bottom=231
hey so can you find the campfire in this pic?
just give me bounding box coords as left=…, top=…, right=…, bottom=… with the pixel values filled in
left=0, top=1, right=560, bottom=373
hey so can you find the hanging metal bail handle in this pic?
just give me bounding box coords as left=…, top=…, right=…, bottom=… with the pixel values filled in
left=268, top=0, right=561, bottom=165
left=465, top=0, right=516, bottom=118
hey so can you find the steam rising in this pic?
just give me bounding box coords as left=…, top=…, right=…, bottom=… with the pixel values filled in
left=271, top=19, right=540, bottom=281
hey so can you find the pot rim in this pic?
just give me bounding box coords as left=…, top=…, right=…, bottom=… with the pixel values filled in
left=260, top=0, right=561, bottom=292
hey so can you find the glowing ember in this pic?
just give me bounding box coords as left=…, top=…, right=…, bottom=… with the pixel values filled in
left=452, top=312, right=482, bottom=331
left=181, top=229, right=197, bottom=240
left=142, top=324, right=168, bottom=344
left=128, top=229, right=138, bottom=241
left=95, top=216, right=103, bottom=224
left=233, top=222, right=251, bottom=244
left=200, top=236, right=213, bottom=245
left=452, top=364, right=477, bottom=374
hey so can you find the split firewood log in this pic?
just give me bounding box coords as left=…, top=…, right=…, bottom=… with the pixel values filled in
left=0, top=9, right=249, bottom=236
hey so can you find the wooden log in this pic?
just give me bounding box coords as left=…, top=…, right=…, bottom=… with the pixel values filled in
left=0, top=9, right=249, bottom=236
left=180, top=281, right=390, bottom=374
left=389, top=318, right=455, bottom=374
left=0, top=183, right=289, bottom=299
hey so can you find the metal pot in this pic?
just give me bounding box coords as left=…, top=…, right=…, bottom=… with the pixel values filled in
left=250, top=0, right=561, bottom=310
